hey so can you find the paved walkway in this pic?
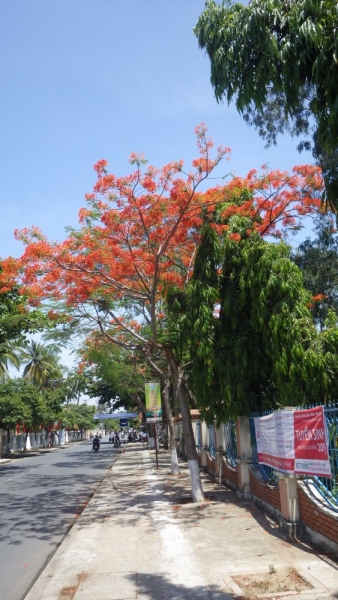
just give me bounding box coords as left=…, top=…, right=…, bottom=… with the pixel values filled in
left=25, top=445, right=338, bottom=600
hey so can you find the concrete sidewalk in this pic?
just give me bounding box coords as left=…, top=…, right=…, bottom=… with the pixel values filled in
left=25, top=446, right=338, bottom=600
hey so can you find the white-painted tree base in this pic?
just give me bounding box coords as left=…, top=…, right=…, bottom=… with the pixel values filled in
left=188, top=459, right=204, bottom=502
left=170, top=449, right=180, bottom=475
left=148, top=436, right=155, bottom=449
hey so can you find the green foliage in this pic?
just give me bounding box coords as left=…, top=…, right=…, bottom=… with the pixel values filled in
left=0, top=340, right=21, bottom=381
left=0, top=378, right=65, bottom=434
left=293, top=213, right=338, bottom=328
left=60, top=403, right=96, bottom=431
left=83, top=343, right=148, bottom=411
left=181, top=225, right=338, bottom=422
left=0, top=265, right=64, bottom=382
left=0, top=277, right=53, bottom=346
left=0, top=380, right=33, bottom=431
left=0, top=375, right=93, bottom=438
left=63, top=370, right=88, bottom=404
left=194, top=0, right=338, bottom=209
left=20, top=340, right=65, bottom=388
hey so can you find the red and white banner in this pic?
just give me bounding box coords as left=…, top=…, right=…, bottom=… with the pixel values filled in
left=254, top=406, right=331, bottom=477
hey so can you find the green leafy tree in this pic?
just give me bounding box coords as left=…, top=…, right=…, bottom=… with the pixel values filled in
left=293, top=213, right=338, bottom=329
left=0, top=380, right=33, bottom=454
left=178, top=224, right=338, bottom=421
left=0, top=264, right=52, bottom=345
left=61, top=403, right=95, bottom=438
left=194, top=0, right=338, bottom=209
left=83, top=341, right=148, bottom=416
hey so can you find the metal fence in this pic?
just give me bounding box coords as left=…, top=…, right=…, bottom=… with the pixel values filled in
left=224, top=421, right=237, bottom=468
left=208, top=425, right=215, bottom=459
left=250, top=404, right=338, bottom=504
left=196, top=422, right=202, bottom=451
left=313, top=404, right=338, bottom=507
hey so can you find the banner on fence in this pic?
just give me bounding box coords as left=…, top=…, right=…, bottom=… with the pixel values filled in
left=145, top=381, right=162, bottom=417
left=254, top=406, right=331, bottom=477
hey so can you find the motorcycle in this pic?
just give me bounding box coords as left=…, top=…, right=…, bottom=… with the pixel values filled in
left=114, top=435, right=121, bottom=448
left=92, top=438, right=100, bottom=452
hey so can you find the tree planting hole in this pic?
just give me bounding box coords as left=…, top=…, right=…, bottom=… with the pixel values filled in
left=232, top=567, right=312, bottom=598
left=176, top=494, right=218, bottom=504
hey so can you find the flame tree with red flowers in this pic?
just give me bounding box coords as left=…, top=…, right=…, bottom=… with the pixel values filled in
left=0, top=125, right=323, bottom=500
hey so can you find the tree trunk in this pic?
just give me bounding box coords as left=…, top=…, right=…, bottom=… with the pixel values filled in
left=24, top=431, right=28, bottom=452
left=132, top=392, right=146, bottom=424
left=162, top=374, right=180, bottom=475
left=176, top=367, right=204, bottom=501
left=164, top=347, right=204, bottom=502
left=148, top=422, right=156, bottom=449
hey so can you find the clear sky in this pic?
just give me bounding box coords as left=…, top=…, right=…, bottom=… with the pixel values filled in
left=2, top=1, right=317, bottom=380
left=0, top=0, right=313, bottom=263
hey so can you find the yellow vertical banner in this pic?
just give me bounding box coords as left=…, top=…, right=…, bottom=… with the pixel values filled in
left=145, top=381, right=162, bottom=417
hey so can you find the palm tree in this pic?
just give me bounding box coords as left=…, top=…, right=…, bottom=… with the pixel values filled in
left=0, top=341, right=21, bottom=381
left=64, top=371, right=87, bottom=405
left=20, top=341, right=65, bottom=388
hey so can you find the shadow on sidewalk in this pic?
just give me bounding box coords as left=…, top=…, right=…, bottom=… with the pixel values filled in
left=129, top=571, right=233, bottom=600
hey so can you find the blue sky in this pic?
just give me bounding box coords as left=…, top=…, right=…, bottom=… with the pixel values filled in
left=0, top=0, right=314, bottom=262
left=1, top=1, right=317, bottom=379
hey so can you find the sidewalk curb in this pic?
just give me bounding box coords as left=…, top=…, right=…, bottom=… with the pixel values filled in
left=24, top=451, right=122, bottom=600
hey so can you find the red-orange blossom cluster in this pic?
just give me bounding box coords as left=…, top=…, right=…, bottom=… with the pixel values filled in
left=0, top=125, right=323, bottom=323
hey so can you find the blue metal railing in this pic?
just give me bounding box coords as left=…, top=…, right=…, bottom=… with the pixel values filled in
left=314, top=405, right=338, bottom=505
left=208, top=425, right=215, bottom=459
left=250, top=404, right=338, bottom=503
left=224, top=421, right=237, bottom=468
left=196, top=422, right=202, bottom=452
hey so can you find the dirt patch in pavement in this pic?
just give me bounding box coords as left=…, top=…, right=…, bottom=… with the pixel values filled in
left=59, top=585, right=77, bottom=600
left=59, top=572, right=89, bottom=600
left=232, top=566, right=312, bottom=598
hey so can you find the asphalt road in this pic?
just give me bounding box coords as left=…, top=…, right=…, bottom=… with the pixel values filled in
left=0, top=438, right=118, bottom=600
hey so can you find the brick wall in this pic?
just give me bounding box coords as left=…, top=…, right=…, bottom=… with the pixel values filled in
left=249, top=469, right=281, bottom=511
left=206, top=453, right=216, bottom=476
left=298, top=485, right=338, bottom=545
left=222, top=458, right=238, bottom=488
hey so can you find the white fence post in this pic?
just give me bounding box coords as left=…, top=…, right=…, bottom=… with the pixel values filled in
left=236, top=416, right=252, bottom=494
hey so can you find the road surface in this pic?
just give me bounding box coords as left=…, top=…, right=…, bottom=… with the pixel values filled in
left=0, top=438, right=118, bottom=600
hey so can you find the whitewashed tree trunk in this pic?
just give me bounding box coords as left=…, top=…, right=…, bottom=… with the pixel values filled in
left=162, top=374, right=180, bottom=475
left=188, top=459, right=204, bottom=502
left=164, top=348, right=204, bottom=501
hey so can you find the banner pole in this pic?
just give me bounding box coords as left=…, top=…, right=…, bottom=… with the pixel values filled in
left=155, top=424, right=159, bottom=469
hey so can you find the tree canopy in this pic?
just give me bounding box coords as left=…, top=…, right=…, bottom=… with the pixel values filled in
left=0, top=125, right=325, bottom=498
left=19, top=340, right=65, bottom=388
left=293, top=213, right=338, bottom=329
left=176, top=224, right=338, bottom=422
left=194, top=0, right=338, bottom=209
